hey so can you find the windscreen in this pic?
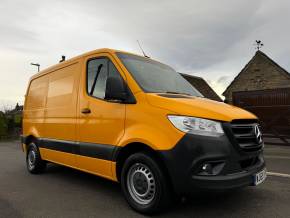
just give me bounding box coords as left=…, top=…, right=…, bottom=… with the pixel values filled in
left=117, top=53, right=203, bottom=97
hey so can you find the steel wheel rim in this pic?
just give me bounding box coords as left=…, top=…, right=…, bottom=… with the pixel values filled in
left=28, top=149, right=36, bottom=170
left=127, top=163, right=156, bottom=205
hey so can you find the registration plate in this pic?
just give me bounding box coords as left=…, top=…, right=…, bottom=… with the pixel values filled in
left=253, top=169, right=267, bottom=186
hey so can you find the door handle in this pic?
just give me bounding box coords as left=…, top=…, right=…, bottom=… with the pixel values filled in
left=81, top=108, right=91, bottom=114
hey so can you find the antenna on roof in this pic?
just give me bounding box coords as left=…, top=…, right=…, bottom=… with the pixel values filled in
left=59, top=55, right=66, bottom=63
left=137, top=40, right=150, bottom=58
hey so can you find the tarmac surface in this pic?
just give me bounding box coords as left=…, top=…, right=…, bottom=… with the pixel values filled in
left=0, top=140, right=290, bottom=218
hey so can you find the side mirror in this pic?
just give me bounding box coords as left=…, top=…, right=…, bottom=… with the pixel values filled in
left=105, top=77, right=127, bottom=101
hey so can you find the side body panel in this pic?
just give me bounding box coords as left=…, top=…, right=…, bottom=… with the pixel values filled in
left=40, top=61, right=81, bottom=166
left=43, top=62, right=81, bottom=141
left=23, top=75, right=48, bottom=140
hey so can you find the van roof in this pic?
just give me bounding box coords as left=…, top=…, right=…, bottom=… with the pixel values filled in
left=30, top=48, right=141, bottom=80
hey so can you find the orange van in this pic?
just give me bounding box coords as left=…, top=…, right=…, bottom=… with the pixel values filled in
left=22, top=48, right=266, bottom=214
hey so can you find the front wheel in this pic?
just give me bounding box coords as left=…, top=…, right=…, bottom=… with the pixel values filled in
left=121, top=152, right=172, bottom=214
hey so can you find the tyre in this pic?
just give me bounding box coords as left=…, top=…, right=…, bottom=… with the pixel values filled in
left=26, top=142, right=46, bottom=174
left=121, top=151, right=172, bottom=214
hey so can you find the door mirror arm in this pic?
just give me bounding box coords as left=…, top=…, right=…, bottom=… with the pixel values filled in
left=105, top=92, right=127, bottom=103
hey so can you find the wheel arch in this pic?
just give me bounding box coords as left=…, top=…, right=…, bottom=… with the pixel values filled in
left=115, top=142, right=173, bottom=190
left=22, top=135, right=38, bottom=153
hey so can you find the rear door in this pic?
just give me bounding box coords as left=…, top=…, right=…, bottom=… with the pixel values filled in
left=76, top=53, right=126, bottom=179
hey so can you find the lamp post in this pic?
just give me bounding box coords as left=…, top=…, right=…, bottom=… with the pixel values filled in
left=30, top=63, right=40, bottom=72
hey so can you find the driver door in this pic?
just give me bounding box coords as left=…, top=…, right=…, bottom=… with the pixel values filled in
left=76, top=53, right=126, bottom=179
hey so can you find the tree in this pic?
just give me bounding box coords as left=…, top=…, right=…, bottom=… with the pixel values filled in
left=0, top=101, right=13, bottom=113
left=0, top=112, right=8, bottom=137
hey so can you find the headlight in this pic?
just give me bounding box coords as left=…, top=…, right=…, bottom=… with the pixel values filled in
left=167, top=115, right=224, bottom=137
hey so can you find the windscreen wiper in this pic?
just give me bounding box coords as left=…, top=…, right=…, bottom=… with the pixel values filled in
left=165, top=91, right=192, bottom=96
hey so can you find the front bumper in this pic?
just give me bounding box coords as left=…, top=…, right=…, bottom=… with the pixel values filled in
left=159, top=132, right=265, bottom=195
left=190, top=164, right=265, bottom=190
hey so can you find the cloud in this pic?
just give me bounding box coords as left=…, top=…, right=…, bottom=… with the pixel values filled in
left=217, top=76, right=230, bottom=85
left=0, top=0, right=290, bottom=105
left=207, top=76, right=231, bottom=99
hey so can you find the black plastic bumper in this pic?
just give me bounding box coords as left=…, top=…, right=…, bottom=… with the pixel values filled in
left=159, top=133, right=265, bottom=195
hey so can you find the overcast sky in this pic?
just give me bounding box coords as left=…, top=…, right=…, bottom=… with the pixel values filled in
left=1, top=0, right=290, bottom=109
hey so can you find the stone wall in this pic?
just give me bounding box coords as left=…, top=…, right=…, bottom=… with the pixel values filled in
left=223, top=51, right=290, bottom=103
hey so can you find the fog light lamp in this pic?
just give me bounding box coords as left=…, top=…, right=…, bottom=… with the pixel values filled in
left=201, top=163, right=213, bottom=174
left=198, top=161, right=225, bottom=176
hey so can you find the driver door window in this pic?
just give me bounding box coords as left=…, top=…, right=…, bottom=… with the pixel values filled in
left=87, top=58, right=124, bottom=99
left=87, top=58, right=108, bottom=99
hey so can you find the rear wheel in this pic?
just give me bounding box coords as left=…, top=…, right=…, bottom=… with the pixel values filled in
left=26, top=142, right=46, bottom=174
left=121, top=152, right=172, bottom=214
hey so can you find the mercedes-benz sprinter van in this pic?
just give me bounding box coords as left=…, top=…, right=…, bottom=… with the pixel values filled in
left=22, top=48, right=266, bottom=214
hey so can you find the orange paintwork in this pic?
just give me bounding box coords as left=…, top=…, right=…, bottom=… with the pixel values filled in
left=75, top=155, right=115, bottom=180
left=40, top=148, right=116, bottom=181
left=40, top=148, right=75, bottom=167
left=23, top=48, right=257, bottom=182
left=146, top=93, right=257, bottom=122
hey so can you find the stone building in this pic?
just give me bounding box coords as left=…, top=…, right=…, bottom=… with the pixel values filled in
left=180, top=73, right=222, bottom=101
left=223, top=50, right=290, bottom=104
left=222, top=50, right=290, bottom=145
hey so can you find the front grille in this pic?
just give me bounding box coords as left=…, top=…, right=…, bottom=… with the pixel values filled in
left=230, top=119, right=263, bottom=152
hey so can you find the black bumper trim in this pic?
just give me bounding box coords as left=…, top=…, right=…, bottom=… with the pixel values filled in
left=190, top=164, right=265, bottom=190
